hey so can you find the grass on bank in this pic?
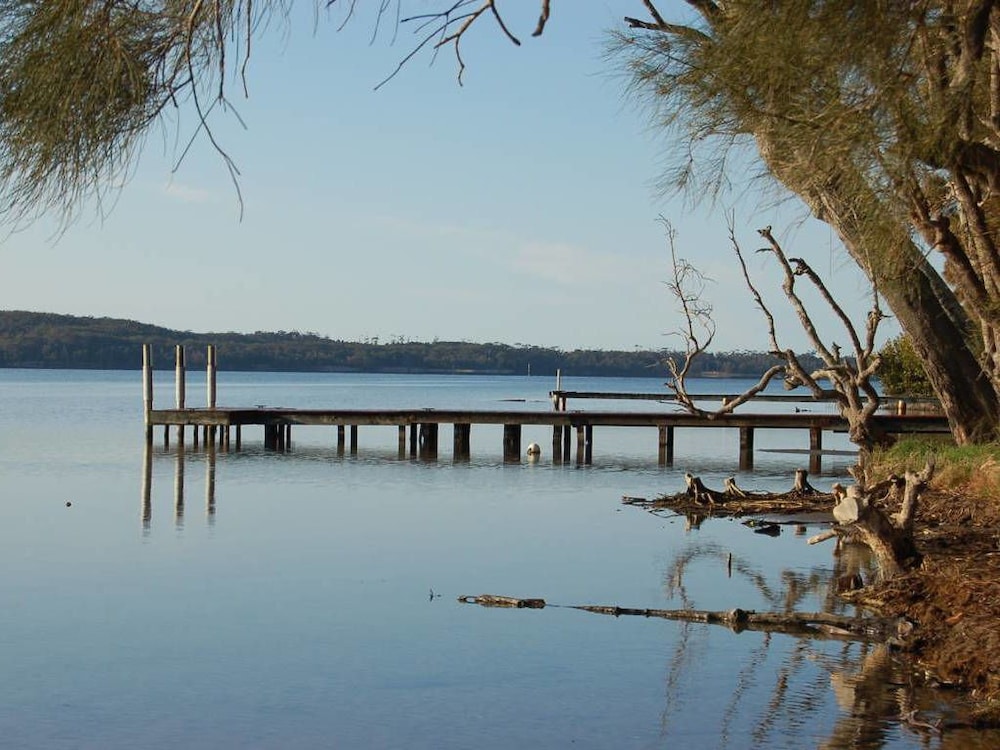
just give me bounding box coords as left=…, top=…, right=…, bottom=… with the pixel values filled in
left=870, top=437, right=1000, bottom=501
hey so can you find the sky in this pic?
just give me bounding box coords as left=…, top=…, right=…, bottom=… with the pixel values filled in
left=0, top=1, right=891, bottom=353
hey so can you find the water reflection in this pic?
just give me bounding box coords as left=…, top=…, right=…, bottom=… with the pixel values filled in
left=141, top=440, right=217, bottom=533
left=135, top=445, right=997, bottom=748
left=656, top=542, right=985, bottom=749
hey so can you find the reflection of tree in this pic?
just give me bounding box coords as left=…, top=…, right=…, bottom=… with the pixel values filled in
left=718, top=632, right=773, bottom=746
left=655, top=542, right=952, bottom=749
left=820, top=644, right=898, bottom=750
left=662, top=541, right=832, bottom=612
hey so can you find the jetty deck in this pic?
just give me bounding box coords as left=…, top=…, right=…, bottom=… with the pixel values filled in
left=142, top=345, right=950, bottom=471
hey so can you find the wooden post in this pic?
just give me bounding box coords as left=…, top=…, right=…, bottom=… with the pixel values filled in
left=896, top=399, right=906, bottom=416
left=337, top=425, right=346, bottom=454
left=585, top=424, right=593, bottom=464
left=192, top=425, right=200, bottom=449
left=410, top=424, right=418, bottom=457
left=503, top=424, right=522, bottom=462
left=142, top=344, right=153, bottom=443
left=419, top=423, right=439, bottom=458
left=206, top=344, right=217, bottom=409
left=350, top=425, right=358, bottom=454
left=285, top=424, right=292, bottom=450
left=551, top=425, right=563, bottom=464
left=739, top=426, right=755, bottom=470
left=453, top=423, right=471, bottom=460
left=809, top=426, right=823, bottom=475
left=398, top=425, right=407, bottom=456
left=235, top=425, right=242, bottom=451
left=174, top=345, right=186, bottom=446
left=576, top=425, right=586, bottom=464
left=563, top=423, right=572, bottom=461
left=174, top=345, right=186, bottom=408
left=658, top=425, right=675, bottom=466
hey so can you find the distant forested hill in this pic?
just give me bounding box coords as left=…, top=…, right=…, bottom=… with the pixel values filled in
left=0, top=310, right=807, bottom=377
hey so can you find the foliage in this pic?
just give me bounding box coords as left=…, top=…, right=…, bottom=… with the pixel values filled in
left=610, top=2, right=1000, bottom=443
left=870, top=437, right=1000, bottom=501
left=0, top=310, right=820, bottom=377
left=0, top=0, right=261, bottom=225
left=877, top=335, right=934, bottom=397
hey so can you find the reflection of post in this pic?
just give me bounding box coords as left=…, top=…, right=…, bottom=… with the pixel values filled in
left=141, top=440, right=152, bottom=533
left=174, top=443, right=185, bottom=527
left=205, top=443, right=216, bottom=522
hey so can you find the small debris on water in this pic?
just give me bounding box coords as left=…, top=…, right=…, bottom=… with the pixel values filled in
left=742, top=519, right=781, bottom=536
left=65, top=501, right=72, bottom=507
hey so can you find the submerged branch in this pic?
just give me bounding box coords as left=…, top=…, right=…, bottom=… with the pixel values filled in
left=458, top=594, right=897, bottom=641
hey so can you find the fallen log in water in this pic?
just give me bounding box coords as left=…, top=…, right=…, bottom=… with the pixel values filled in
left=458, top=594, right=898, bottom=641
left=624, top=468, right=834, bottom=517
left=457, top=594, right=546, bottom=608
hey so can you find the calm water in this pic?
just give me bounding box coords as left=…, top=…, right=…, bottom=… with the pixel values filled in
left=0, top=369, right=992, bottom=749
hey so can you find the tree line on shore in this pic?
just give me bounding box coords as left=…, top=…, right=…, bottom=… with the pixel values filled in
left=0, top=310, right=823, bottom=378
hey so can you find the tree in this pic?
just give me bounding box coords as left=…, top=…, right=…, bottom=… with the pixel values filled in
left=609, top=1, right=1000, bottom=443
left=878, top=335, right=935, bottom=397
left=664, top=218, right=887, bottom=453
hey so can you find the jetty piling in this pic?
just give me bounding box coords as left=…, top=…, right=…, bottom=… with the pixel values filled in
left=174, top=345, right=186, bottom=446
left=454, top=423, right=471, bottom=461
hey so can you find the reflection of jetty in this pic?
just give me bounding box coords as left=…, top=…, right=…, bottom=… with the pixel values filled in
left=140, top=441, right=216, bottom=534
left=142, top=345, right=950, bottom=470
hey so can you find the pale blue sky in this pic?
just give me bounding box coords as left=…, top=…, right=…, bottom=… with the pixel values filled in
left=0, top=2, right=887, bottom=353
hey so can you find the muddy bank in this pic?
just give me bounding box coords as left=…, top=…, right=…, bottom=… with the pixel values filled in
left=849, top=489, right=1000, bottom=719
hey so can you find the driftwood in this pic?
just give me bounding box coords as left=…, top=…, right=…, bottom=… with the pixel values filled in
left=624, top=469, right=834, bottom=517
left=458, top=594, right=899, bottom=641
left=466, top=594, right=546, bottom=610
left=811, top=462, right=934, bottom=578
left=793, top=468, right=818, bottom=494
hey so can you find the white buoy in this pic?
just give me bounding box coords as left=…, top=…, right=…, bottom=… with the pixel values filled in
left=526, top=442, right=541, bottom=458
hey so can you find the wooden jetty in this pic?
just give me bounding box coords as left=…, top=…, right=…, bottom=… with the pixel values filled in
left=142, top=345, right=951, bottom=470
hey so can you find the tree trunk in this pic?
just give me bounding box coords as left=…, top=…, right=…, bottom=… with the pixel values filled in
left=825, top=465, right=932, bottom=580
left=757, top=140, right=1000, bottom=443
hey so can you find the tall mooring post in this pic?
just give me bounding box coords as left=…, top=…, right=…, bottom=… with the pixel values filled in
left=206, top=344, right=217, bottom=409
left=174, top=345, right=186, bottom=445
left=142, top=344, right=153, bottom=444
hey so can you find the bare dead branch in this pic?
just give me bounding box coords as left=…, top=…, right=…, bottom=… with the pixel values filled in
left=660, top=216, right=716, bottom=415
left=757, top=226, right=838, bottom=365
left=787, top=255, right=865, bottom=357
left=531, top=0, right=550, bottom=37
left=376, top=1, right=557, bottom=88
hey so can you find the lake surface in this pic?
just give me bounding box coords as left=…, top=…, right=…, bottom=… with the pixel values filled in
left=0, top=369, right=992, bottom=749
